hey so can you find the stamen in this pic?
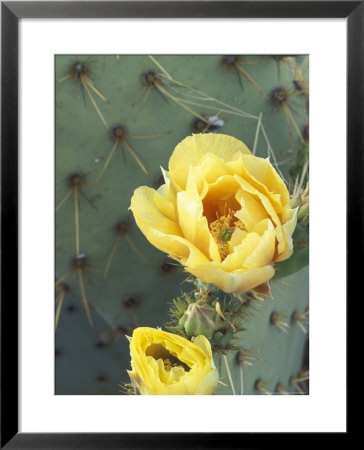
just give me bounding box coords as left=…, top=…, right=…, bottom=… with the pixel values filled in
left=209, top=208, right=244, bottom=260
left=163, top=358, right=186, bottom=372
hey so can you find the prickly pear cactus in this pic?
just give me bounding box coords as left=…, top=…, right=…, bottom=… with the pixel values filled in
left=55, top=55, right=309, bottom=395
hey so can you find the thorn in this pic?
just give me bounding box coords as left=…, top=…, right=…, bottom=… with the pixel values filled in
left=123, top=139, right=149, bottom=175
left=55, top=189, right=73, bottom=212
left=55, top=284, right=69, bottom=330
left=252, top=112, right=263, bottom=155
left=255, top=379, right=271, bottom=395
left=223, top=354, right=236, bottom=395
left=292, top=310, right=309, bottom=335
left=271, top=311, right=290, bottom=334
left=96, top=140, right=119, bottom=182
left=78, top=268, right=93, bottom=328
left=81, top=76, right=109, bottom=130
left=276, top=383, right=289, bottom=395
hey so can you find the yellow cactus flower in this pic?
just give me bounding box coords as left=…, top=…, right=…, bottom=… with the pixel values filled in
left=130, top=134, right=297, bottom=294
left=127, top=327, right=219, bottom=395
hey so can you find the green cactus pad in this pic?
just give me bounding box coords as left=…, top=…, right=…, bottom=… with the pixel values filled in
left=56, top=54, right=309, bottom=394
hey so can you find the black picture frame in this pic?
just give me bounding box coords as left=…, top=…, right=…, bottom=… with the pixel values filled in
left=1, top=1, right=357, bottom=448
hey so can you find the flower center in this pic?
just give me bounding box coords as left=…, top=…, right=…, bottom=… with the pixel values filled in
left=220, top=227, right=233, bottom=242
left=162, top=358, right=183, bottom=372
left=209, top=209, right=245, bottom=260
left=145, top=343, right=190, bottom=372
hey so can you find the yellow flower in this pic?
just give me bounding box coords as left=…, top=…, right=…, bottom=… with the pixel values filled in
left=127, top=327, right=219, bottom=395
left=130, top=134, right=297, bottom=293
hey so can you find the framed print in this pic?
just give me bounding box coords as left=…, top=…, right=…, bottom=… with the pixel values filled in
left=53, top=51, right=309, bottom=398
left=1, top=1, right=357, bottom=447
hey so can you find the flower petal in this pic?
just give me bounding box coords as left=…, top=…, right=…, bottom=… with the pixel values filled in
left=177, top=173, right=220, bottom=262
left=235, top=189, right=268, bottom=231
left=275, top=207, right=298, bottom=262
left=151, top=230, right=211, bottom=266
left=188, top=262, right=275, bottom=293
left=130, top=186, right=180, bottom=232
left=202, top=175, right=241, bottom=224
left=241, top=154, right=290, bottom=207
left=169, top=134, right=251, bottom=189
left=130, top=186, right=210, bottom=266
left=195, top=367, right=219, bottom=395
left=235, top=175, right=286, bottom=254
left=189, top=153, right=235, bottom=192
left=192, top=335, right=214, bottom=360
left=157, top=166, right=180, bottom=206
left=243, top=221, right=276, bottom=269
left=223, top=232, right=261, bottom=271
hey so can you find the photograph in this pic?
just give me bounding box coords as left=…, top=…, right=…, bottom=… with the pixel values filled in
left=55, top=54, right=309, bottom=396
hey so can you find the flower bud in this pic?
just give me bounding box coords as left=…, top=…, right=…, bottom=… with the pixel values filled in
left=290, top=181, right=309, bottom=227
left=179, top=302, right=223, bottom=339
left=194, top=278, right=219, bottom=294
left=289, top=196, right=301, bottom=209
left=127, top=327, right=219, bottom=395
left=297, top=202, right=309, bottom=227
